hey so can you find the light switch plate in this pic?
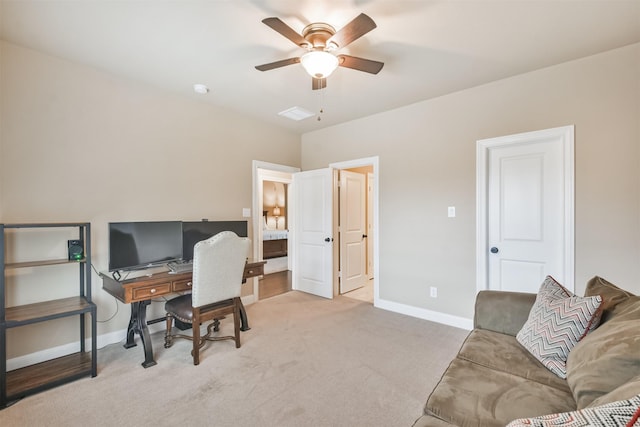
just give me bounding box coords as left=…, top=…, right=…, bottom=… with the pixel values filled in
left=242, top=208, right=251, bottom=218
left=448, top=206, right=456, bottom=218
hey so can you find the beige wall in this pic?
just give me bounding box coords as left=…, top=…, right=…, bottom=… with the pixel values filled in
left=2, top=39, right=639, bottom=359
left=0, top=41, right=301, bottom=357
left=302, top=43, right=640, bottom=320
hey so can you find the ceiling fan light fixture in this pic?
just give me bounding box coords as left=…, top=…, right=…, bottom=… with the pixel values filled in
left=300, top=51, right=339, bottom=78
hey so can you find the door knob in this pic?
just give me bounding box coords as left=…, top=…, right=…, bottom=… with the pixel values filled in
left=490, top=247, right=499, bottom=254
left=362, top=234, right=368, bottom=239
left=324, top=237, right=333, bottom=242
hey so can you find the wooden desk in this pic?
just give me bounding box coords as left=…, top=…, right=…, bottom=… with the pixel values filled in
left=101, top=260, right=265, bottom=368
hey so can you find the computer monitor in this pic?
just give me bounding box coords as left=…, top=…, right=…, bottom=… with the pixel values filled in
left=181, top=220, right=248, bottom=262
left=108, top=221, right=183, bottom=271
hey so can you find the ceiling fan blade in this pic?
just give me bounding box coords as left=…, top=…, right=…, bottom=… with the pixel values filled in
left=255, top=57, right=300, bottom=72
left=337, top=55, right=384, bottom=74
left=262, top=17, right=309, bottom=48
left=312, top=77, right=327, bottom=90
left=326, top=13, right=376, bottom=49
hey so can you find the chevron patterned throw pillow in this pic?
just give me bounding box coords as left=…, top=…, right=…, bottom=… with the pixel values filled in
left=516, top=276, right=603, bottom=379
left=506, top=393, right=640, bottom=426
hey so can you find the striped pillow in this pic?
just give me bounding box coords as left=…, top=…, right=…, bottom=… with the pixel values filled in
left=516, top=276, right=602, bottom=378
left=506, top=394, right=640, bottom=426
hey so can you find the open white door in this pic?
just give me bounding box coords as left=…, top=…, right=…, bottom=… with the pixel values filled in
left=339, top=170, right=367, bottom=294
left=292, top=168, right=333, bottom=299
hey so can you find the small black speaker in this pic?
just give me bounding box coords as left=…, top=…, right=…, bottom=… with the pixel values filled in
left=68, top=240, right=84, bottom=261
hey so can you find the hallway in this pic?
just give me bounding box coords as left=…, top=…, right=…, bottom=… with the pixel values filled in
left=343, top=280, right=374, bottom=304
left=259, top=270, right=373, bottom=304
left=259, top=270, right=291, bottom=300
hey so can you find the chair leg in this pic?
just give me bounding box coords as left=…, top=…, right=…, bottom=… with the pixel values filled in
left=233, top=297, right=241, bottom=349
left=164, top=313, right=174, bottom=349
left=192, top=308, right=201, bottom=365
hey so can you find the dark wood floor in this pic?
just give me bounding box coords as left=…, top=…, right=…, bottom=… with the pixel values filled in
left=259, top=270, right=292, bottom=300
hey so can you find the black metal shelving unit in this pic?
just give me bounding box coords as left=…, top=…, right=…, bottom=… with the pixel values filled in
left=0, top=223, right=97, bottom=409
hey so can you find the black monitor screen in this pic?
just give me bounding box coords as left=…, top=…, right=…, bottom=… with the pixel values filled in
left=108, top=221, right=183, bottom=271
left=182, top=221, right=248, bottom=262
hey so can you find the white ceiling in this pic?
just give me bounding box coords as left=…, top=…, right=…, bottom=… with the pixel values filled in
left=2, top=1, right=639, bottom=134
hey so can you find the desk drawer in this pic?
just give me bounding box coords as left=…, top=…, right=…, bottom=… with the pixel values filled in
left=132, top=283, right=171, bottom=300
left=245, top=264, right=264, bottom=278
left=173, top=279, right=193, bottom=292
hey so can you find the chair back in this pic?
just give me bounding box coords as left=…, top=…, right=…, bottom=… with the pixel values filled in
left=191, top=231, right=251, bottom=308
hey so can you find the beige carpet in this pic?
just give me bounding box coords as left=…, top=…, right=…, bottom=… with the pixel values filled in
left=0, top=291, right=468, bottom=427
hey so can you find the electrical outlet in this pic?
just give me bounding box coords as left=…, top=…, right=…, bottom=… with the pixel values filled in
left=430, top=286, right=438, bottom=298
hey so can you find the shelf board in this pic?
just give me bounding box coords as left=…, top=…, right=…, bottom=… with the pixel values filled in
left=2, top=222, right=89, bottom=229
left=5, top=296, right=95, bottom=327
left=6, top=352, right=94, bottom=401
left=5, top=258, right=86, bottom=269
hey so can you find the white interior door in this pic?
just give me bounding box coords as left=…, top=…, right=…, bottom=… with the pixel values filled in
left=339, top=170, right=367, bottom=294
left=478, top=126, right=574, bottom=293
left=292, top=168, right=333, bottom=299
left=367, top=172, right=374, bottom=280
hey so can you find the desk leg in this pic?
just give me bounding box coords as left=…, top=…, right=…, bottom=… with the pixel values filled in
left=123, top=300, right=157, bottom=368
left=123, top=306, right=137, bottom=349
left=239, top=300, right=250, bottom=331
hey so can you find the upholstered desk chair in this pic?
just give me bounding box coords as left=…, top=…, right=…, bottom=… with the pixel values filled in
left=164, top=231, right=251, bottom=365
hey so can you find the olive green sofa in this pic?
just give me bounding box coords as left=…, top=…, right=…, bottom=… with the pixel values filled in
left=413, top=276, right=640, bottom=426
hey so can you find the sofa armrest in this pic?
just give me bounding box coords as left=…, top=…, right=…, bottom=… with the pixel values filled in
left=474, top=290, right=536, bottom=336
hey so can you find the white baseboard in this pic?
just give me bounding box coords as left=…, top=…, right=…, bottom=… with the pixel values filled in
left=375, top=297, right=473, bottom=331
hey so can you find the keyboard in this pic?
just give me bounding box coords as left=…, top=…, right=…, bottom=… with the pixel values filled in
left=167, top=260, right=193, bottom=274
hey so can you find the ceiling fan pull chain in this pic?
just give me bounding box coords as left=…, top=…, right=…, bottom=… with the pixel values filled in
left=317, top=87, right=326, bottom=121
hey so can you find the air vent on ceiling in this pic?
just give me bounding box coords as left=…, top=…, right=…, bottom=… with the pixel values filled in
left=278, top=106, right=315, bottom=121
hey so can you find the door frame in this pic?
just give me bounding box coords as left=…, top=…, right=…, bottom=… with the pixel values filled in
left=475, top=126, right=575, bottom=293
left=252, top=161, right=300, bottom=301
left=330, top=156, right=379, bottom=305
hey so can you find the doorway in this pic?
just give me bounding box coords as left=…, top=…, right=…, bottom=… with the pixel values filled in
left=476, top=126, right=575, bottom=293
left=331, top=157, right=378, bottom=305
left=339, top=166, right=374, bottom=303
left=252, top=161, right=299, bottom=301
left=253, top=157, right=379, bottom=306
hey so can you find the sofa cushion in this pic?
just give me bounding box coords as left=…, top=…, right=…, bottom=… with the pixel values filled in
left=566, top=280, right=640, bottom=409
left=458, top=329, right=570, bottom=392
left=506, top=394, right=640, bottom=427
left=516, top=276, right=603, bottom=378
left=584, top=276, right=637, bottom=323
left=588, top=375, right=640, bottom=407
left=425, top=358, right=576, bottom=427
left=474, top=290, right=537, bottom=336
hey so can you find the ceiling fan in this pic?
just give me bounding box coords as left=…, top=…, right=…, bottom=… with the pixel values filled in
left=255, top=13, right=384, bottom=90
